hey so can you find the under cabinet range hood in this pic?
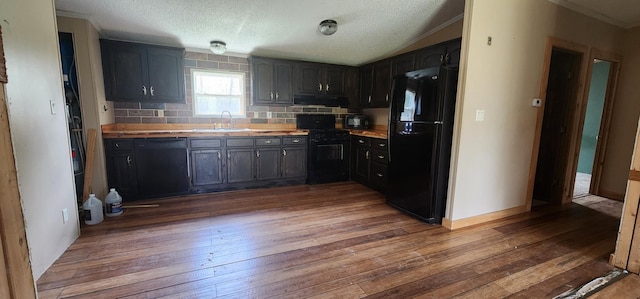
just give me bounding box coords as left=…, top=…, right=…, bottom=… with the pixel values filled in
left=293, top=95, right=349, bottom=108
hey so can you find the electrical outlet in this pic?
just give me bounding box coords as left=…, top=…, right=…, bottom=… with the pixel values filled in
left=267, top=112, right=272, bottom=118
left=157, top=109, right=164, bottom=117
left=62, top=208, right=68, bottom=223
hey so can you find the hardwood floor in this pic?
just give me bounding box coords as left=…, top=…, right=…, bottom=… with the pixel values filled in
left=37, top=182, right=620, bottom=298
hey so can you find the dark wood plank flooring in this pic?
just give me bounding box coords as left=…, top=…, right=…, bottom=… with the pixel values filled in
left=37, top=182, right=620, bottom=298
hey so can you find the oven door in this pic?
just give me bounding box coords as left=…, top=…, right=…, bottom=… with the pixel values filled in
left=307, top=140, right=350, bottom=184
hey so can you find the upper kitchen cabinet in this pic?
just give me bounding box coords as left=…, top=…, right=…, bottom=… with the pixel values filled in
left=416, top=38, right=462, bottom=68
left=371, top=60, right=392, bottom=108
left=296, top=62, right=346, bottom=96
left=359, top=64, right=374, bottom=107
left=392, top=53, right=416, bottom=77
left=100, top=40, right=185, bottom=103
left=251, top=57, right=294, bottom=105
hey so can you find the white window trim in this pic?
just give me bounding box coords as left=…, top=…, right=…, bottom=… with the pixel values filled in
left=191, top=69, right=246, bottom=117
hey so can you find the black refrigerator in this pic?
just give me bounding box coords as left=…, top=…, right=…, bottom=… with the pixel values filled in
left=386, top=66, right=458, bottom=224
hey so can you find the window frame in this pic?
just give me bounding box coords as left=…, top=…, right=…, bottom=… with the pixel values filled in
left=191, top=69, right=246, bottom=118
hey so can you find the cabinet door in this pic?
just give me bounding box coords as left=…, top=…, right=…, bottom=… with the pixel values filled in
left=325, top=67, right=345, bottom=96
left=108, top=151, right=138, bottom=200
left=191, top=149, right=223, bottom=186
left=256, top=148, right=281, bottom=181
left=359, top=64, right=374, bottom=107
left=444, top=39, right=462, bottom=67
left=282, top=146, right=307, bottom=178
left=253, top=59, right=275, bottom=104
left=416, top=47, right=445, bottom=69
left=297, top=63, right=324, bottom=95
left=392, top=54, right=415, bottom=76
left=372, top=61, right=392, bottom=107
left=102, top=42, right=147, bottom=101
left=146, top=47, right=185, bottom=103
left=274, top=62, right=294, bottom=104
left=353, top=147, right=371, bottom=183
left=227, top=148, right=255, bottom=183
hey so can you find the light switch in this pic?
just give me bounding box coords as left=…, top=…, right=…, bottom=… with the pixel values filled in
left=50, top=100, right=56, bottom=115
left=475, top=110, right=485, bottom=122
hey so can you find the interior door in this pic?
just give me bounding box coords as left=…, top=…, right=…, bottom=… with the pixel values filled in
left=534, top=49, right=582, bottom=202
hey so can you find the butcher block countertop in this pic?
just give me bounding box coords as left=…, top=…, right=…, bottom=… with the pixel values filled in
left=101, top=124, right=388, bottom=139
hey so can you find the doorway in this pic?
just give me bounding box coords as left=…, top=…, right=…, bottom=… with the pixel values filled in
left=533, top=47, right=584, bottom=204
left=574, top=60, right=611, bottom=198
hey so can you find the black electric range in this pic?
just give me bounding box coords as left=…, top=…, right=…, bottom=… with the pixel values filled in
left=296, top=114, right=350, bottom=184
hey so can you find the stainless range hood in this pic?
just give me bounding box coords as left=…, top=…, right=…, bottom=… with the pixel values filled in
left=293, top=95, right=349, bottom=108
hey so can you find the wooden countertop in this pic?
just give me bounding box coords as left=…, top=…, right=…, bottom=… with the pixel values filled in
left=101, top=124, right=388, bottom=139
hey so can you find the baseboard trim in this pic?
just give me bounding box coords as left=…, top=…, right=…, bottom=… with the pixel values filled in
left=442, top=205, right=529, bottom=230
left=597, top=190, right=624, bottom=202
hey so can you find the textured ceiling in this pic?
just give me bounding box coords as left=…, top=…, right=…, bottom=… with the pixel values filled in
left=55, top=0, right=465, bottom=66
left=549, top=0, right=640, bottom=29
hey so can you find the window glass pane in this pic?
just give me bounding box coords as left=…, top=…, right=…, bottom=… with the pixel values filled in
left=192, top=70, right=245, bottom=117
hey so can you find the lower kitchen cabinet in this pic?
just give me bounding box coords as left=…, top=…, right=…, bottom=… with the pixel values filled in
left=351, top=135, right=388, bottom=193
left=226, top=148, right=255, bottom=183
left=105, top=135, right=308, bottom=200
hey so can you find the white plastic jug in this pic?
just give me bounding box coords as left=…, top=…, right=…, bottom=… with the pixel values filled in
left=83, top=194, right=104, bottom=225
left=104, top=188, right=123, bottom=217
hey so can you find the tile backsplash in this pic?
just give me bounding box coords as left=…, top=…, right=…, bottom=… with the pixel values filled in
left=113, top=51, right=349, bottom=125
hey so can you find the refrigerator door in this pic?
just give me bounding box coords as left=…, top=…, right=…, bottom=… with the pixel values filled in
left=390, top=67, right=441, bottom=124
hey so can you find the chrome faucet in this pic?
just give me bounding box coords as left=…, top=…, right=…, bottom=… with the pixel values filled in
left=221, top=110, right=233, bottom=129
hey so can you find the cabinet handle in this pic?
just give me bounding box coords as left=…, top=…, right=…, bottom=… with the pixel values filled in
left=283, top=149, right=287, bottom=156
left=318, top=83, right=322, bottom=91
left=445, top=53, right=450, bottom=64
left=256, top=150, right=260, bottom=158
left=114, top=143, right=120, bottom=148
left=270, top=92, right=274, bottom=100
left=368, top=95, right=372, bottom=103
left=227, top=152, right=231, bottom=159
left=265, top=140, right=272, bottom=144
left=379, top=143, right=386, bottom=147
left=377, top=173, right=384, bottom=178
left=150, top=86, right=155, bottom=96
left=292, top=139, right=300, bottom=143
left=386, top=94, right=389, bottom=102
left=365, top=150, right=370, bottom=160
left=378, top=155, right=385, bottom=159
left=326, top=84, right=329, bottom=92
left=276, top=92, right=279, bottom=99
left=358, top=139, right=365, bottom=144
left=440, top=55, right=444, bottom=64
left=217, top=151, right=221, bottom=160
left=126, top=155, right=132, bottom=166
left=142, top=85, right=147, bottom=95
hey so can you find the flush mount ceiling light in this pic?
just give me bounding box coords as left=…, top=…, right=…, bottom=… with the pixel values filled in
left=209, top=41, right=226, bottom=55
left=318, top=19, right=338, bottom=35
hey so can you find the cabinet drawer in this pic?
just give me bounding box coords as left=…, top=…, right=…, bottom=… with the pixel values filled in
left=110, top=139, right=133, bottom=151
left=134, top=138, right=186, bottom=149
left=353, top=136, right=370, bottom=146
left=371, top=138, right=388, bottom=149
left=190, top=138, right=222, bottom=148
left=371, top=149, right=388, bottom=164
left=255, top=137, right=281, bottom=146
left=370, top=163, right=388, bottom=188
left=283, top=136, right=307, bottom=145
left=226, top=138, right=254, bottom=147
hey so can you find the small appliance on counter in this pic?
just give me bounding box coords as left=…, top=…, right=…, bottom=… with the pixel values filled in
left=343, top=114, right=370, bottom=129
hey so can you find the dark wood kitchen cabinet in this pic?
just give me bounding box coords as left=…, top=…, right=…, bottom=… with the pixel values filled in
left=255, top=137, right=282, bottom=181
left=296, top=62, right=346, bottom=96
left=104, top=139, right=138, bottom=200
left=189, top=138, right=224, bottom=191
left=351, top=136, right=387, bottom=193
left=371, top=60, right=392, bottom=108
left=100, top=39, right=185, bottom=103
left=359, top=64, right=374, bottom=107
left=226, top=138, right=255, bottom=183
left=282, top=137, right=307, bottom=179
left=251, top=57, right=294, bottom=105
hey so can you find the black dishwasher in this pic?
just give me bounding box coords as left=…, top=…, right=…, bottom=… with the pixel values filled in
left=134, top=138, right=190, bottom=199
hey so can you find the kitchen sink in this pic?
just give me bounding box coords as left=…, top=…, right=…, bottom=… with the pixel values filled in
left=191, top=128, right=253, bottom=132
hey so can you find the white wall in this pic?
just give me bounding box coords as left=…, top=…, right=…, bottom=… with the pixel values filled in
left=0, top=0, right=80, bottom=279
left=447, top=0, right=624, bottom=221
